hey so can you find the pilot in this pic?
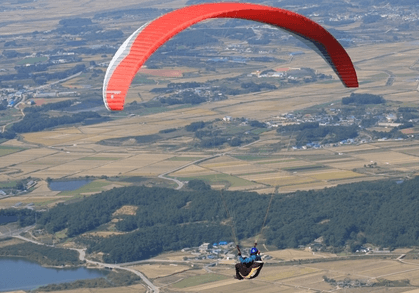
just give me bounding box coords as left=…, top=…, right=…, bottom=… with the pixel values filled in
left=235, top=247, right=263, bottom=280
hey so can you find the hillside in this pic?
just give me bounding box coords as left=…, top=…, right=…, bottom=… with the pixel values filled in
left=35, top=177, right=419, bottom=263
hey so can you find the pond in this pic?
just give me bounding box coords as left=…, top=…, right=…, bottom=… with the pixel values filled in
left=0, top=257, right=108, bottom=292
left=48, top=179, right=91, bottom=191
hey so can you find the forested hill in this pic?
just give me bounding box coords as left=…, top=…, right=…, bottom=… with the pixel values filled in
left=37, top=178, right=419, bottom=263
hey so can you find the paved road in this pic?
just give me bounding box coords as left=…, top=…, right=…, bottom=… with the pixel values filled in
left=158, top=154, right=222, bottom=189
left=0, top=225, right=35, bottom=239
left=157, top=139, right=263, bottom=189
left=80, top=257, right=159, bottom=293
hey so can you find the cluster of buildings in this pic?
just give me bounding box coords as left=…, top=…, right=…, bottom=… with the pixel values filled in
left=182, top=242, right=241, bottom=260
left=1, top=88, right=79, bottom=108
left=182, top=242, right=274, bottom=261
left=223, top=102, right=411, bottom=150
left=311, top=4, right=419, bottom=24
left=157, top=86, right=226, bottom=103
left=0, top=180, right=37, bottom=199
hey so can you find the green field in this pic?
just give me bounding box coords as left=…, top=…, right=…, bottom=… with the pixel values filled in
left=232, top=155, right=286, bottom=161
left=179, top=173, right=255, bottom=187
left=79, top=157, right=120, bottom=161
left=134, top=104, right=193, bottom=116
left=0, top=146, right=24, bottom=157
left=220, top=126, right=253, bottom=135
left=0, top=109, right=21, bottom=124
left=58, top=180, right=112, bottom=196
left=257, top=159, right=297, bottom=165
left=16, top=56, right=48, bottom=65
left=132, top=75, right=156, bottom=85
left=250, top=128, right=270, bottom=135
left=168, top=156, right=205, bottom=161
left=283, top=164, right=328, bottom=172
left=0, top=180, right=17, bottom=188
left=172, top=274, right=229, bottom=289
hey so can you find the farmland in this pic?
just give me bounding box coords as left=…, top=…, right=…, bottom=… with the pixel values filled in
left=137, top=249, right=419, bottom=293
left=2, top=0, right=419, bottom=291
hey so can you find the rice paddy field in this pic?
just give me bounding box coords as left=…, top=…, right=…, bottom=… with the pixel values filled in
left=4, top=127, right=419, bottom=196
left=3, top=1, right=419, bottom=293
left=0, top=0, right=189, bottom=35
left=145, top=250, right=419, bottom=293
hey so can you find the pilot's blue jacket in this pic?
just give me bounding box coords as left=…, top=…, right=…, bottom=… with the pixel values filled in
left=239, top=254, right=261, bottom=264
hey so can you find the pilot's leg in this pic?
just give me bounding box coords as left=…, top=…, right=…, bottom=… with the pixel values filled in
left=235, top=263, right=244, bottom=279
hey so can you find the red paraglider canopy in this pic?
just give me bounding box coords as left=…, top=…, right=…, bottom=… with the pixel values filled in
left=103, top=2, right=358, bottom=111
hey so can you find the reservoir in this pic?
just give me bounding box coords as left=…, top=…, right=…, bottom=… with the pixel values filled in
left=49, top=179, right=91, bottom=191
left=0, top=257, right=107, bottom=292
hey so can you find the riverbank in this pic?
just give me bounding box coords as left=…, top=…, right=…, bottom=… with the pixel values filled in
left=0, top=234, right=160, bottom=292
left=0, top=241, right=82, bottom=267
left=0, top=257, right=109, bottom=293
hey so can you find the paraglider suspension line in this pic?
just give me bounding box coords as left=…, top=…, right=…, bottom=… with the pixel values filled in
left=260, top=193, right=274, bottom=236
left=219, top=189, right=239, bottom=245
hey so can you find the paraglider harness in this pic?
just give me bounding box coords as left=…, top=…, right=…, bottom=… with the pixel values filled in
left=235, top=243, right=264, bottom=280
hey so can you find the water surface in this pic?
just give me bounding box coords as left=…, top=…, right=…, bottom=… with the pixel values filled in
left=49, top=179, right=91, bottom=191
left=0, top=257, right=107, bottom=291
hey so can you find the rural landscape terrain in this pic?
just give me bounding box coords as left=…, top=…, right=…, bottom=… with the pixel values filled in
left=2, top=0, right=419, bottom=292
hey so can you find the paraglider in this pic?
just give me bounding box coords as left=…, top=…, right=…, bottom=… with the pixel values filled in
left=235, top=244, right=264, bottom=280
left=103, top=2, right=358, bottom=111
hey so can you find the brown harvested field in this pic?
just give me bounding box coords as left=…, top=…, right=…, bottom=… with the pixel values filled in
left=402, top=128, right=416, bottom=134
left=205, top=84, right=354, bottom=121
left=28, top=158, right=113, bottom=178
left=25, top=181, right=61, bottom=197
left=138, top=68, right=184, bottom=77
left=332, top=144, right=381, bottom=153
left=253, top=187, right=277, bottom=194
left=0, top=148, right=58, bottom=169
left=306, top=170, right=364, bottom=181
left=352, top=151, right=419, bottom=165
left=240, top=171, right=290, bottom=181
left=243, top=174, right=316, bottom=187
left=278, top=271, right=337, bottom=291
left=228, top=183, right=267, bottom=191
left=128, top=264, right=191, bottom=279
left=171, top=165, right=218, bottom=177
left=267, top=249, right=336, bottom=261
left=157, top=247, right=419, bottom=292
left=277, top=181, right=332, bottom=193
left=204, top=163, right=274, bottom=176
left=305, top=259, right=392, bottom=275
left=67, top=154, right=174, bottom=177
left=262, top=266, right=321, bottom=282
left=364, top=263, right=419, bottom=279
left=398, top=147, right=419, bottom=156
left=149, top=251, right=192, bottom=262
left=199, top=156, right=243, bottom=168
left=0, top=0, right=188, bottom=34
left=323, top=160, right=369, bottom=170
left=0, top=196, right=72, bottom=208
left=22, top=129, right=101, bottom=146
left=0, top=238, right=24, bottom=248
left=186, top=281, right=311, bottom=293
left=261, top=162, right=318, bottom=170
left=2, top=41, right=419, bottom=192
